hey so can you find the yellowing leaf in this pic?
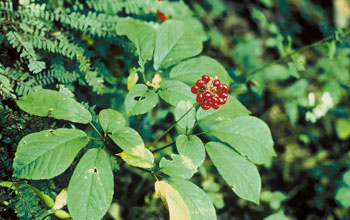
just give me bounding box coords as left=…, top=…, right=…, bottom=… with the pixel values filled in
left=146, top=73, right=162, bottom=89
left=52, top=188, right=68, bottom=210
left=127, top=68, right=139, bottom=91
left=54, top=210, right=71, bottom=219
left=155, top=181, right=191, bottom=220
left=117, top=151, right=153, bottom=169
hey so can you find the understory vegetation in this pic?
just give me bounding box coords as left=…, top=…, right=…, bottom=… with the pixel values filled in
left=0, top=0, right=349, bottom=220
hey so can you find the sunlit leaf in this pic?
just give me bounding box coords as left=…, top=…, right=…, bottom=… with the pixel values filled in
left=176, top=134, right=205, bottom=169
left=125, top=84, right=158, bottom=115
left=159, top=80, right=195, bottom=106
left=155, top=180, right=191, bottom=220
left=170, top=56, right=232, bottom=84
left=109, top=127, right=154, bottom=166
left=68, top=148, right=113, bottom=220
left=206, top=142, right=261, bottom=204
left=160, top=154, right=195, bottom=179
left=153, top=20, right=202, bottom=70
left=174, top=101, right=196, bottom=131
left=16, top=89, right=92, bottom=124
left=169, top=177, right=217, bottom=220
left=116, top=18, right=156, bottom=63
left=99, top=109, right=126, bottom=134
left=13, top=128, right=89, bottom=179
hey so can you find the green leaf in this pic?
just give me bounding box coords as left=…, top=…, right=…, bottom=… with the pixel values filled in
left=263, top=210, right=288, bottom=220
left=99, top=109, right=126, bottom=134
left=159, top=80, right=195, bottom=106
left=116, top=18, right=156, bottom=64
left=327, top=41, right=336, bottom=60
left=127, top=68, right=139, bottom=90
left=16, top=89, right=91, bottom=124
left=336, top=118, right=350, bottom=140
left=176, top=134, right=205, bottom=169
left=170, top=56, right=232, bottom=84
left=125, top=84, right=158, bottom=115
left=174, top=17, right=208, bottom=42
left=261, top=191, right=288, bottom=210
left=13, top=128, right=89, bottom=180
left=169, top=178, right=217, bottom=220
left=109, top=127, right=154, bottom=166
left=160, top=154, right=196, bottom=179
left=153, top=20, right=203, bottom=70
left=174, top=101, right=196, bottom=131
left=210, top=116, right=275, bottom=164
left=205, top=142, right=261, bottom=204
left=285, top=101, right=298, bottom=125
left=67, top=148, right=113, bottom=220
left=261, top=64, right=291, bottom=81
left=197, top=96, right=250, bottom=123
left=335, top=170, right=350, bottom=208
left=155, top=180, right=191, bottom=220
left=117, top=151, right=153, bottom=169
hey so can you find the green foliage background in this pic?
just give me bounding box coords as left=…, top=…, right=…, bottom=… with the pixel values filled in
left=1, top=0, right=349, bottom=219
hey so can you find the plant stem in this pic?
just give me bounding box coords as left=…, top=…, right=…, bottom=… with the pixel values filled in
left=193, top=130, right=211, bottom=136
left=147, top=103, right=199, bottom=148
left=151, top=141, right=175, bottom=153
left=89, top=137, right=102, bottom=141
left=139, top=64, right=147, bottom=83
left=89, top=122, right=103, bottom=139
left=247, top=28, right=350, bottom=80
left=187, top=121, right=199, bottom=136
left=136, top=114, right=145, bottom=131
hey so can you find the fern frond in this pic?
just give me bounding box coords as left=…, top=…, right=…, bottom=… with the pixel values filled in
left=85, top=70, right=105, bottom=94
left=59, top=11, right=119, bottom=40
left=0, top=64, right=14, bottom=99
left=32, top=69, right=79, bottom=87
left=86, top=0, right=158, bottom=15
left=94, top=60, right=117, bottom=85
left=9, top=181, right=51, bottom=220
left=6, top=31, right=46, bottom=74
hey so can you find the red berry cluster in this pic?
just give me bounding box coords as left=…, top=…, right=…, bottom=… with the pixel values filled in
left=156, top=0, right=169, bottom=21
left=191, top=75, right=229, bottom=110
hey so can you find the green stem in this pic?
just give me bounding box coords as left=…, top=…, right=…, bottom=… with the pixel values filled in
left=187, top=121, right=199, bottom=136
left=141, top=71, right=147, bottom=83
left=89, top=137, right=102, bottom=141
left=247, top=28, right=350, bottom=80
left=147, top=103, right=199, bottom=148
left=89, top=122, right=103, bottom=139
left=136, top=114, right=145, bottom=131
left=193, top=130, right=211, bottom=136
left=138, top=64, right=147, bottom=83
left=151, top=141, right=175, bottom=153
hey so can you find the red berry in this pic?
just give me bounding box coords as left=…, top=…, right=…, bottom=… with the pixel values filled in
left=196, top=79, right=205, bottom=86
left=204, top=91, right=211, bottom=100
left=210, top=96, right=218, bottom=104
left=201, top=102, right=211, bottom=110
left=201, top=75, right=210, bottom=84
left=196, top=93, right=204, bottom=103
left=213, top=79, right=221, bottom=87
left=218, top=93, right=228, bottom=99
left=191, top=85, right=199, bottom=94
left=222, top=97, right=227, bottom=104
left=212, top=102, right=220, bottom=109
left=218, top=97, right=225, bottom=105
left=217, top=84, right=229, bottom=93
left=157, top=11, right=169, bottom=21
